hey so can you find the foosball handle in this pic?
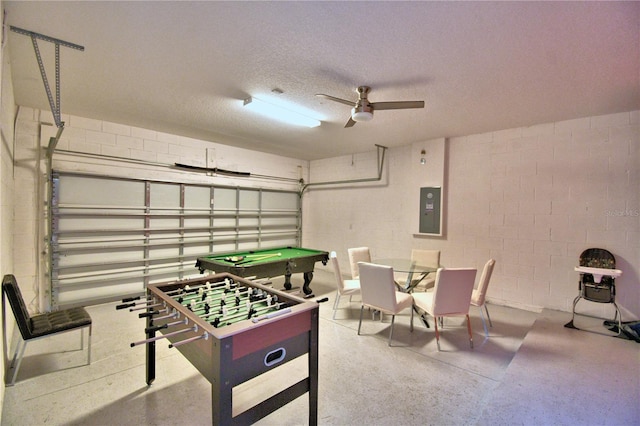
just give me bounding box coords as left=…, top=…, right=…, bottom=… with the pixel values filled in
left=139, top=310, right=159, bottom=318
left=145, top=324, right=168, bottom=334
left=115, top=302, right=136, bottom=310
left=315, top=297, right=329, bottom=303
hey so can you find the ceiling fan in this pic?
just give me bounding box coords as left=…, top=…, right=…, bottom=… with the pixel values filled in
left=316, top=86, right=425, bottom=128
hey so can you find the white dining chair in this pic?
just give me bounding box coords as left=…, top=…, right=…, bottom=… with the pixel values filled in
left=357, top=262, right=414, bottom=346
left=329, top=251, right=361, bottom=319
left=347, top=247, right=371, bottom=280
left=471, top=259, right=496, bottom=336
left=412, top=267, right=477, bottom=351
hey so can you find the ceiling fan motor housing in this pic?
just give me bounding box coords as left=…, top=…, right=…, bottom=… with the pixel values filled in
left=351, top=104, right=374, bottom=122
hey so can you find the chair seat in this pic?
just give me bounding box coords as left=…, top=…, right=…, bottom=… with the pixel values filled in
left=367, top=291, right=413, bottom=315
left=342, top=279, right=361, bottom=295
left=394, top=292, right=414, bottom=312
left=412, top=275, right=436, bottom=291
left=29, top=308, right=92, bottom=339
left=412, top=291, right=434, bottom=312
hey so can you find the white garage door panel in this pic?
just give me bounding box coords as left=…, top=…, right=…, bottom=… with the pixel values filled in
left=50, top=172, right=301, bottom=308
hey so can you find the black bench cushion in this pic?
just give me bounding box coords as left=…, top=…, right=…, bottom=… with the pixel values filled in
left=3, top=274, right=91, bottom=340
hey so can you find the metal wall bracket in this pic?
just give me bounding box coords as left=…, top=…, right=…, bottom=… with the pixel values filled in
left=10, top=26, right=84, bottom=130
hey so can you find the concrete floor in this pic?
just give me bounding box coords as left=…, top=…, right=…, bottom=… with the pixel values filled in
left=2, top=270, right=638, bottom=425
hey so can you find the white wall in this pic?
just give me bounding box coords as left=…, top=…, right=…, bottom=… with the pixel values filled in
left=304, top=111, right=639, bottom=319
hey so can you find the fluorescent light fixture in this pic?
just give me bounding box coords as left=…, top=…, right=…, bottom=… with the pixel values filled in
left=243, top=96, right=321, bottom=128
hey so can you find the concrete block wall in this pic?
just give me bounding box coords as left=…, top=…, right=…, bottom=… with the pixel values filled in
left=304, top=111, right=639, bottom=319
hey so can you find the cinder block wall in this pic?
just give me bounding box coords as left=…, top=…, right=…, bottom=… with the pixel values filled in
left=305, top=111, right=639, bottom=318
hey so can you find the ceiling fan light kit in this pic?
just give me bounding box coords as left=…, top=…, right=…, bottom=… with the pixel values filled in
left=351, top=106, right=374, bottom=122
left=243, top=96, right=321, bottom=128
left=316, top=85, right=425, bottom=128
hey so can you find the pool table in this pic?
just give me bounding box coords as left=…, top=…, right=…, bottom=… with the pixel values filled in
left=195, top=247, right=329, bottom=297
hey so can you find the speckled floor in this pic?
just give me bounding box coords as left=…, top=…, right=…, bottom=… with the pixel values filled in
left=2, top=270, right=638, bottom=425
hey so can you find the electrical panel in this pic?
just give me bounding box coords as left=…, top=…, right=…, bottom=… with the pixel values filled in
left=419, top=187, right=441, bottom=235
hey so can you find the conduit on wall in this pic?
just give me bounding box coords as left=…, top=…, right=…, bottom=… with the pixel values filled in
left=300, top=144, right=388, bottom=194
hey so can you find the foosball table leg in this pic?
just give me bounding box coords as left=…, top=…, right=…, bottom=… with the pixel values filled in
left=309, top=309, right=319, bottom=426
left=145, top=315, right=156, bottom=385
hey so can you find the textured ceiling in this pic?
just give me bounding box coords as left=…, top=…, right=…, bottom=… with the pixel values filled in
left=4, top=1, right=639, bottom=160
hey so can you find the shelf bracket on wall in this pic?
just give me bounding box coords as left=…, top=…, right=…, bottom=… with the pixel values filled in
left=10, top=26, right=84, bottom=154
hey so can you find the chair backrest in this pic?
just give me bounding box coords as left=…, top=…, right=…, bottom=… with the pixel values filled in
left=472, top=259, right=495, bottom=305
left=348, top=247, right=371, bottom=279
left=2, top=274, right=33, bottom=339
left=580, top=248, right=615, bottom=269
left=431, top=268, right=477, bottom=316
left=579, top=248, right=616, bottom=286
left=411, top=249, right=440, bottom=268
left=358, top=262, right=398, bottom=313
left=330, top=251, right=347, bottom=292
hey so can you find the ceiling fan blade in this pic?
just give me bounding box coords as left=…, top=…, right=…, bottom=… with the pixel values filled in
left=344, top=117, right=356, bottom=128
left=316, top=93, right=355, bottom=107
left=370, top=101, right=425, bottom=110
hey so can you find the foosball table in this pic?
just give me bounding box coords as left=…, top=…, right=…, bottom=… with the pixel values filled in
left=118, top=273, right=319, bottom=425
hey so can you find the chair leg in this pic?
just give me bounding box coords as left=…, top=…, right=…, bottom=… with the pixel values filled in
left=611, top=302, right=623, bottom=337
left=484, top=304, right=493, bottom=327
left=357, top=305, right=364, bottom=335
left=7, top=338, right=27, bottom=386
left=410, top=307, right=414, bottom=332
left=388, top=315, right=395, bottom=346
left=434, top=317, right=441, bottom=351
left=466, top=314, right=474, bottom=349
left=332, top=292, right=341, bottom=319
left=479, top=307, right=489, bottom=337
left=87, top=325, right=92, bottom=365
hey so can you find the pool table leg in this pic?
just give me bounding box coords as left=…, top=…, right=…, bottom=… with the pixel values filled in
left=283, top=272, right=293, bottom=291
left=303, top=272, right=314, bottom=297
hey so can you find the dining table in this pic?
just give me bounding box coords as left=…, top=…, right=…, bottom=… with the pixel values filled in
left=372, top=258, right=440, bottom=328
left=373, top=258, right=439, bottom=292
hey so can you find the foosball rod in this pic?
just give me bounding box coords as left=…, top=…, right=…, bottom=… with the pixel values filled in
left=181, top=287, right=254, bottom=310
left=168, top=332, right=209, bottom=349
left=163, top=278, right=233, bottom=296
left=193, top=293, right=274, bottom=319
left=177, top=286, right=272, bottom=313
left=115, top=297, right=154, bottom=310
left=251, top=307, right=292, bottom=323
left=152, top=318, right=186, bottom=330
left=179, top=284, right=249, bottom=303
left=130, top=321, right=194, bottom=347
left=205, top=301, right=288, bottom=325
left=129, top=302, right=165, bottom=312
left=153, top=310, right=180, bottom=321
